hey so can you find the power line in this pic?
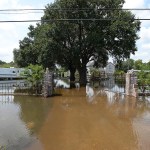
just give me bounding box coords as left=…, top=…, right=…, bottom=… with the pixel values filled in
left=0, top=18, right=149, bottom=23
left=0, top=8, right=150, bottom=23
left=1, top=8, right=150, bottom=12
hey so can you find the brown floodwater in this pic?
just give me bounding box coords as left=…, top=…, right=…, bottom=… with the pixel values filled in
left=0, top=86, right=150, bottom=150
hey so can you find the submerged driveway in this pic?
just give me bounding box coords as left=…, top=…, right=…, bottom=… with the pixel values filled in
left=0, top=87, right=150, bottom=150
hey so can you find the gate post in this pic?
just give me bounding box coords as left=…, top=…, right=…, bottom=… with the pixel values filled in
left=125, top=70, right=138, bottom=98
left=125, top=72, right=131, bottom=96
left=43, top=68, right=54, bottom=98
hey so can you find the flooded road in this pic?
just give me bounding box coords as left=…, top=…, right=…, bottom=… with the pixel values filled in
left=0, top=86, right=150, bottom=150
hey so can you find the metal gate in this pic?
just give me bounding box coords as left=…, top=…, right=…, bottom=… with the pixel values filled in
left=99, top=74, right=126, bottom=94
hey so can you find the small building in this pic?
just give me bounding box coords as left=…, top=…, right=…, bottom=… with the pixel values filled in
left=0, top=68, right=25, bottom=78
left=105, top=62, right=115, bottom=74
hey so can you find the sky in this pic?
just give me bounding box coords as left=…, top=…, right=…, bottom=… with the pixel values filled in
left=0, top=0, right=150, bottom=63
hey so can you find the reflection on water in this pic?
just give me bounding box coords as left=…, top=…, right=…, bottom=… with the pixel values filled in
left=0, top=96, right=53, bottom=150
left=0, top=95, right=14, bottom=103
left=0, top=98, right=36, bottom=150
left=86, top=84, right=94, bottom=98
left=54, top=79, right=70, bottom=88
left=0, top=84, right=150, bottom=149
left=0, top=80, right=27, bottom=94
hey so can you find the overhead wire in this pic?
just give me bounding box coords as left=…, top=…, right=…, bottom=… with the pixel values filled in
left=0, top=8, right=150, bottom=23
left=0, top=18, right=149, bottom=23
left=1, top=8, right=150, bottom=11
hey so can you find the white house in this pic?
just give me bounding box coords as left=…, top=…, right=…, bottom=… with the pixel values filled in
left=0, top=68, right=25, bottom=78
left=105, top=62, right=115, bottom=74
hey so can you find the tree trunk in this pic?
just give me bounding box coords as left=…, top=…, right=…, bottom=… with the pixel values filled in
left=69, top=67, right=76, bottom=88
left=79, top=65, right=87, bottom=87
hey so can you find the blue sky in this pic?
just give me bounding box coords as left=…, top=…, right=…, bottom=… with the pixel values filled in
left=0, top=0, right=150, bottom=63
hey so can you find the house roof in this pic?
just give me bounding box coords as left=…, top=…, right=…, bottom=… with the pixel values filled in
left=106, top=62, right=115, bottom=66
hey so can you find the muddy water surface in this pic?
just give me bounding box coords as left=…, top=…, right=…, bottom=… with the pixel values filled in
left=0, top=87, right=150, bottom=150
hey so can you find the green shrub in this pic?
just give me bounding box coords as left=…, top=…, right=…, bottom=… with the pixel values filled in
left=137, top=71, right=150, bottom=93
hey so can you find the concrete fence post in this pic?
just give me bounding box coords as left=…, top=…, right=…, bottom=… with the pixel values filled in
left=125, top=72, right=131, bottom=96
left=125, top=71, right=138, bottom=98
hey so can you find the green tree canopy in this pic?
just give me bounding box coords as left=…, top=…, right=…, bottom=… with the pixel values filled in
left=23, top=64, right=44, bottom=87
left=134, top=59, right=143, bottom=70
left=116, top=58, right=135, bottom=72
left=13, top=25, right=55, bottom=68
left=137, top=71, right=150, bottom=93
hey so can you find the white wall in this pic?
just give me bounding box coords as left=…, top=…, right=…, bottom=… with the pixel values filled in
left=105, top=63, right=115, bottom=74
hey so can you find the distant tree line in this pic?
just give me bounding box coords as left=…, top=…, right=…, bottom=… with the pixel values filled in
left=116, top=59, right=150, bottom=73
left=0, top=60, right=15, bottom=68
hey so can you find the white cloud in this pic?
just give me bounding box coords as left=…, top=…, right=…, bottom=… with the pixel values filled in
left=124, top=0, right=150, bottom=62
left=0, top=0, right=46, bottom=62
left=138, top=27, right=150, bottom=45
left=0, top=23, right=15, bottom=31
left=123, top=0, right=145, bottom=8
left=0, top=0, right=11, bottom=6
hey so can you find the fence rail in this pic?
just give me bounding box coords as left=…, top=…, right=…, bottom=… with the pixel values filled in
left=0, top=81, right=25, bottom=94
left=0, top=81, right=42, bottom=95
left=99, top=74, right=125, bottom=93
left=89, top=74, right=126, bottom=94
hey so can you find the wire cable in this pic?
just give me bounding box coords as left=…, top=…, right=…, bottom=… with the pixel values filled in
left=0, top=8, right=149, bottom=23
left=0, top=18, right=148, bottom=23
left=0, top=8, right=150, bottom=12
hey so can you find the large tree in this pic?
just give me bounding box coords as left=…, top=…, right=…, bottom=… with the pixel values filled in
left=41, top=0, right=140, bottom=86
left=14, top=0, right=140, bottom=87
